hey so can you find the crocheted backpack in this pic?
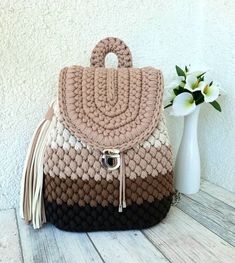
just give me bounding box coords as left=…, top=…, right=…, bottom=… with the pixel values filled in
left=20, top=37, right=174, bottom=231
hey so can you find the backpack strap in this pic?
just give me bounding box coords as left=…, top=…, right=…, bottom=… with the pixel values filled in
left=90, top=37, right=133, bottom=68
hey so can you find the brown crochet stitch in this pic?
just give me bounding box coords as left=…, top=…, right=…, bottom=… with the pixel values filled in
left=44, top=172, right=173, bottom=207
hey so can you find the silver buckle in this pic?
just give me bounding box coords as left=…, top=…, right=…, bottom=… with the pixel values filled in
left=101, top=149, right=120, bottom=171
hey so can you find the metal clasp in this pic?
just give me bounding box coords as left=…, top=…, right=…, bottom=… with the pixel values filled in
left=101, top=149, right=120, bottom=171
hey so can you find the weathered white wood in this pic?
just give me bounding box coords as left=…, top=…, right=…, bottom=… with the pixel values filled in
left=143, top=207, right=235, bottom=263
left=18, top=217, right=66, bottom=263
left=53, top=228, right=103, bottom=263
left=17, top=211, right=102, bottom=263
left=177, top=191, right=235, bottom=246
left=201, top=179, right=235, bottom=209
left=0, top=209, right=22, bottom=263
left=88, top=230, right=168, bottom=263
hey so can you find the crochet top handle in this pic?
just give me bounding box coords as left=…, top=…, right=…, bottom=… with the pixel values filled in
left=90, top=37, right=133, bottom=68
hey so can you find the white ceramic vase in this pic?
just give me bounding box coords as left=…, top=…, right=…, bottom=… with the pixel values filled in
left=175, top=106, right=201, bottom=194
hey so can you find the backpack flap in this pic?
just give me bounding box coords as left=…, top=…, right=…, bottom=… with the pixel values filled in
left=58, top=38, right=164, bottom=152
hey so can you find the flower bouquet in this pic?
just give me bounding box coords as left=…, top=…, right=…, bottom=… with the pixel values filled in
left=165, top=65, right=221, bottom=116
left=165, top=65, right=222, bottom=194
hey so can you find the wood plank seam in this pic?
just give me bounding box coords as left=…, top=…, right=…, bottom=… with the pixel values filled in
left=177, top=208, right=234, bottom=248
left=52, top=227, right=66, bottom=260
left=177, top=193, right=235, bottom=247
left=200, top=189, right=235, bottom=210
left=0, top=209, right=24, bottom=263
left=143, top=207, right=235, bottom=263
left=14, top=208, right=25, bottom=263
left=86, top=233, right=105, bottom=263
left=201, top=180, right=235, bottom=207
left=141, top=230, right=171, bottom=262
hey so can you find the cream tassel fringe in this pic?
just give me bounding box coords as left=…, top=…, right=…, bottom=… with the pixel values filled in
left=20, top=102, right=55, bottom=229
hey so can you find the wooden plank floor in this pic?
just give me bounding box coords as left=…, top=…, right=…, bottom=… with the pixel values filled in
left=1, top=180, right=235, bottom=263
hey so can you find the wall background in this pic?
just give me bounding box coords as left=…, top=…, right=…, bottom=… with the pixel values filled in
left=0, top=0, right=234, bottom=209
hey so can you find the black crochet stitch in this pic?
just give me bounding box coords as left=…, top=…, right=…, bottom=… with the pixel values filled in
left=45, top=195, right=172, bottom=232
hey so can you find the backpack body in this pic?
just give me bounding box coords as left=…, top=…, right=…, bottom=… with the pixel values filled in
left=21, top=37, right=174, bottom=231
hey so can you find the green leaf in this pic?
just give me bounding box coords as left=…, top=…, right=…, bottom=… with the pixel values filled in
left=210, top=101, right=222, bottom=112
left=185, top=65, right=189, bottom=73
left=197, top=72, right=206, bottom=79
left=195, top=96, right=204, bottom=105
left=164, top=103, right=172, bottom=109
left=209, top=81, right=213, bottom=86
left=173, top=86, right=187, bottom=96
left=175, top=65, right=186, bottom=78
left=178, top=86, right=185, bottom=92
left=193, top=91, right=204, bottom=105
left=173, top=88, right=180, bottom=96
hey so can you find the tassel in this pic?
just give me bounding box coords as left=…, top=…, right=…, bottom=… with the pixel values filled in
left=20, top=102, right=55, bottom=229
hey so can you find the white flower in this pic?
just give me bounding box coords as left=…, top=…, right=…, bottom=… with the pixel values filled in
left=184, top=74, right=207, bottom=92
left=171, top=92, right=196, bottom=116
left=164, top=87, right=176, bottom=104
left=164, top=76, right=185, bottom=104
left=202, top=83, right=220, bottom=103
left=165, top=76, right=185, bottom=90
left=185, top=64, right=208, bottom=77
left=186, top=69, right=205, bottom=77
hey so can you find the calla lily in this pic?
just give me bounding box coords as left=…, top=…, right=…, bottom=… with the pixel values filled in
left=184, top=74, right=207, bottom=92
left=164, top=76, right=185, bottom=105
left=164, top=87, right=176, bottom=105
left=185, top=64, right=208, bottom=77
left=202, top=83, right=220, bottom=103
left=171, top=92, right=196, bottom=116
left=186, top=70, right=205, bottom=77
left=165, top=76, right=185, bottom=90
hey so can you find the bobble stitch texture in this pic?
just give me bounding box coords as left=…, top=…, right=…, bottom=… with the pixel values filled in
left=43, top=38, right=174, bottom=232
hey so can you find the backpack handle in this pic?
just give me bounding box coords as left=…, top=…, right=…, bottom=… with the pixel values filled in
left=90, top=37, right=133, bottom=68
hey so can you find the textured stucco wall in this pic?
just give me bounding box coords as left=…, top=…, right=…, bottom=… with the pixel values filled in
left=198, top=0, right=235, bottom=192
left=0, top=0, right=234, bottom=209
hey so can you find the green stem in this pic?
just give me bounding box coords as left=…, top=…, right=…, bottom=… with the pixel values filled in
left=164, top=103, right=172, bottom=109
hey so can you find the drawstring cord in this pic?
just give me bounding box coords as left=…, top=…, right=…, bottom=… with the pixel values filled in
left=118, top=152, right=126, bottom=212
